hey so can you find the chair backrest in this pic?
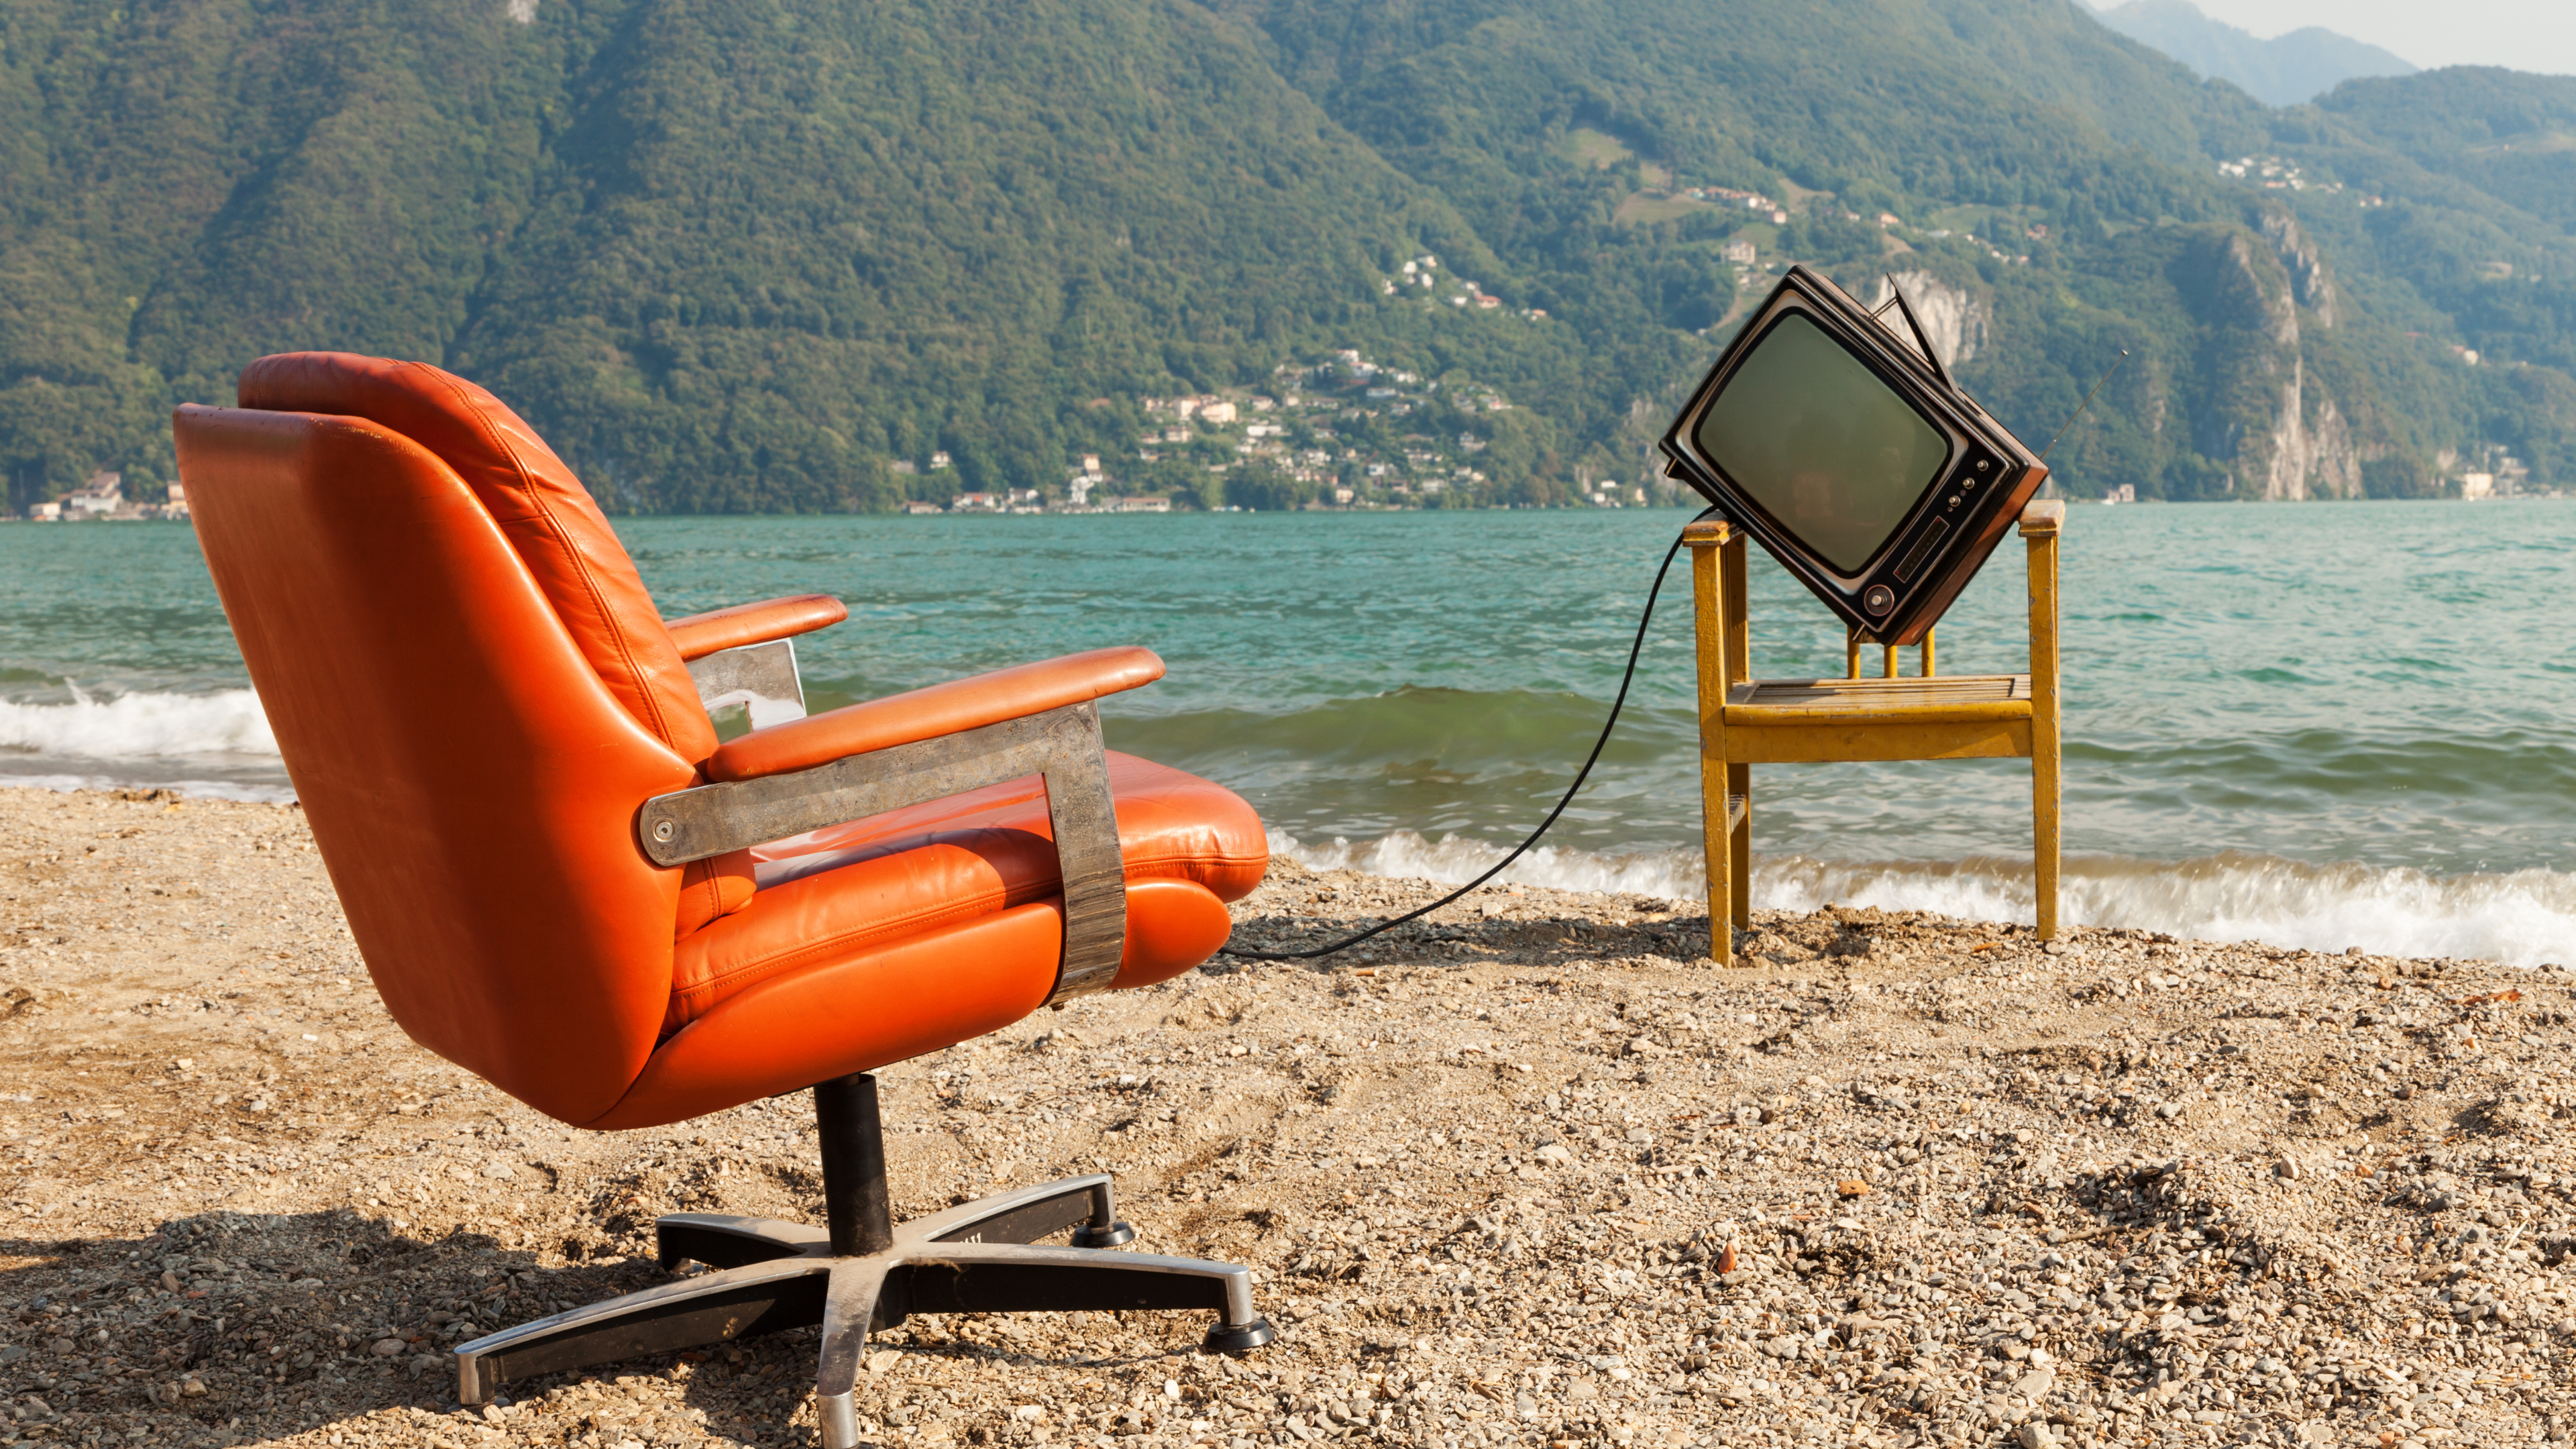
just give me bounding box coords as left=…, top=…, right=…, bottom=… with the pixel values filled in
left=235, top=354, right=755, bottom=936
left=235, top=353, right=718, bottom=766
left=176, top=403, right=693, bottom=1126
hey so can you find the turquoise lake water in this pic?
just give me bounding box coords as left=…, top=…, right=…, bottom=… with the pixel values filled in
left=3, top=501, right=2571, bottom=964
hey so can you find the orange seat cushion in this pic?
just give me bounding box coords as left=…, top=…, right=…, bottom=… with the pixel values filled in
left=665, top=753, right=1267, bottom=1032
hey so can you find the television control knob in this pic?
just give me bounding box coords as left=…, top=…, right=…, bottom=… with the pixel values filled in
left=1863, top=584, right=1894, bottom=615
left=1976, top=458, right=1990, bottom=473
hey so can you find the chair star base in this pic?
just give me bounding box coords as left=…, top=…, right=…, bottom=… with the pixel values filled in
left=451, top=1080, right=1273, bottom=1449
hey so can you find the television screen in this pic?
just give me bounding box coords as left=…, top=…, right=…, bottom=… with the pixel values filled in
left=1693, top=313, right=1952, bottom=574
left=1660, top=266, right=2048, bottom=645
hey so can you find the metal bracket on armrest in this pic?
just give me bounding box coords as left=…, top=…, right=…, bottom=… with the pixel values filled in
left=635, top=702, right=1128, bottom=1004
left=687, top=639, right=808, bottom=736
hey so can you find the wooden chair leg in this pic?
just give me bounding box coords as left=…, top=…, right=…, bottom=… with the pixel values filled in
left=2023, top=505, right=2063, bottom=940
left=1727, top=763, right=1752, bottom=936
left=2033, top=753, right=2059, bottom=941
left=1687, top=523, right=1733, bottom=965
left=1705, top=800, right=1733, bottom=965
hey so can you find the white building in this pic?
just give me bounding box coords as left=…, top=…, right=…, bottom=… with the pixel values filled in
left=66, top=470, right=123, bottom=515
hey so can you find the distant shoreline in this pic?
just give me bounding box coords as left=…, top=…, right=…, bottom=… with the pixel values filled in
left=13, top=492, right=2567, bottom=525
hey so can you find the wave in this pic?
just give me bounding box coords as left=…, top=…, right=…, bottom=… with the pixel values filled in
left=3, top=679, right=2563, bottom=966
left=0, top=770, right=297, bottom=804
left=0, top=685, right=278, bottom=759
left=1270, top=828, right=2576, bottom=969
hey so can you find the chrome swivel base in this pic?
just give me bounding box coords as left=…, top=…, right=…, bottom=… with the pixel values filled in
left=452, top=1078, right=1273, bottom=1449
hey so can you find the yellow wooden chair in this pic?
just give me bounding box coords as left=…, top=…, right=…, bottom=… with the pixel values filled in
left=1686, top=500, right=2063, bottom=963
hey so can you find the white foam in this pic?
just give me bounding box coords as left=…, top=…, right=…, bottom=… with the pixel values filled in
left=0, top=685, right=277, bottom=759
left=1269, top=828, right=2576, bottom=968
left=0, top=771, right=298, bottom=804
left=1277, top=828, right=1710, bottom=900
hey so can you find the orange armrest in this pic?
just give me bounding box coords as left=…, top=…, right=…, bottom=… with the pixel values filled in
left=706, top=646, right=1165, bottom=782
left=665, top=594, right=849, bottom=661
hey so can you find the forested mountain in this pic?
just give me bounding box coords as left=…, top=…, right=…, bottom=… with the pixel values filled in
left=2317, top=70, right=2576, bottom=232
left=2093, top=0, right=2414, bottom=108
left=4, top=0, right=2574, bottom=512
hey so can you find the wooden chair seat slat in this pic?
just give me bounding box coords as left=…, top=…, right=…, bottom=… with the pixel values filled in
left=1727, top=676, right=2033, bottom=724
left=1732, top=674, right=2029, bottom=706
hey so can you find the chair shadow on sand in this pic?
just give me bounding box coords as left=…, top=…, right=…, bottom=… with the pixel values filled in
left=0, top=1203, right=1230, bottom=1448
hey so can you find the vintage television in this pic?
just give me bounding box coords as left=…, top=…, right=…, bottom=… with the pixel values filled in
left=1660, top=265, right=2049, bottom=646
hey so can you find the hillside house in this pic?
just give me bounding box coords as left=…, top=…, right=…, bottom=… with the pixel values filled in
left=66, top=471, right=123, bottom=516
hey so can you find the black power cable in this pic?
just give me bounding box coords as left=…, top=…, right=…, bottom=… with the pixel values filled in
left=1220, top=505, right=1721, bottom=962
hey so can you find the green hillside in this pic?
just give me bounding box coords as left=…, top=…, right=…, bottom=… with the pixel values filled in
left=2318, top=69, right=2576, bottom=231
left=4, top=0, right=2573, bottom=513
left=1223, top=0, right=2576, bottom=499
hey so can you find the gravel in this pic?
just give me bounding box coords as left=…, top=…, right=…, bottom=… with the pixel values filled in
left=1, top=786, right=2572, bottom=1449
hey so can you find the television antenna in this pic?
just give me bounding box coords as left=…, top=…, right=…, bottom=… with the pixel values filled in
left=1868, top=277, right=1954, bottom=388
left=2040, top=350, right=2129, bottom=464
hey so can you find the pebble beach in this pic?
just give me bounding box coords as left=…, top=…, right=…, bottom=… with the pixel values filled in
left=1, top=786, right=2572, bottom=1449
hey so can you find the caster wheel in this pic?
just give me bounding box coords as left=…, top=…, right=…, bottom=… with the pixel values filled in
left=1203, top=1317, right=1277, bottom=1354
left=1071, top=1219, right=1137, bottom=1248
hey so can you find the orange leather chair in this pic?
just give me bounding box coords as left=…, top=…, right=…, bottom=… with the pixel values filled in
left=172, top=354, right=1275, bottom=1446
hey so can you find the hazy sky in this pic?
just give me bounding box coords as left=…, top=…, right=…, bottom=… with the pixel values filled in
left=2103, top=0, right=2576, bottom=76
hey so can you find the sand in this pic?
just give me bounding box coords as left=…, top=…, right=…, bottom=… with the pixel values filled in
left=1, top=786, right=2571, bottom=1449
